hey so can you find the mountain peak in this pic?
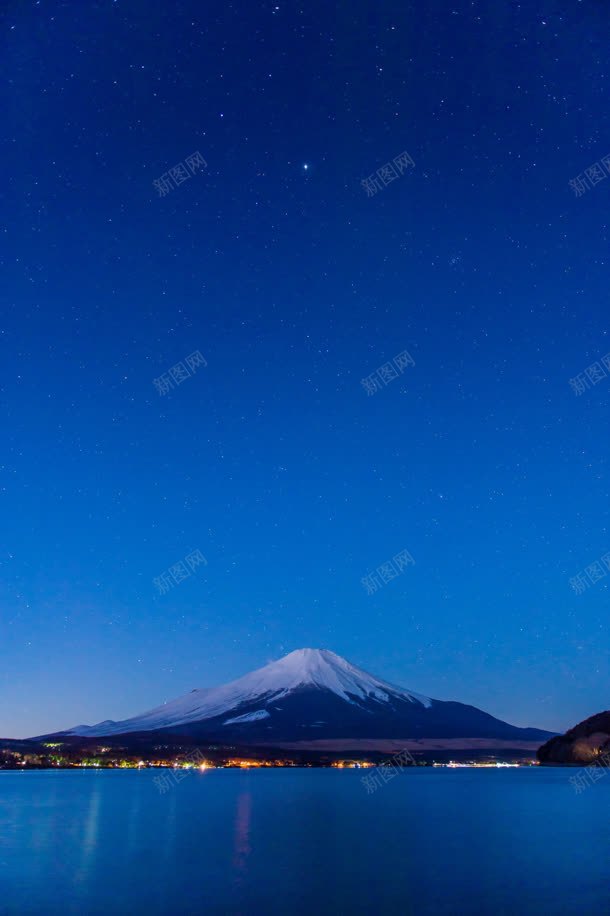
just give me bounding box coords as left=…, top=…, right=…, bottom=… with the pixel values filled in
left=258, top=648, right=432, bottom=707
left=269, top=648, right=356, bottom=685
left=278, top=648, right=342, bottom=666
left=285, top=648, right=331, bottom=656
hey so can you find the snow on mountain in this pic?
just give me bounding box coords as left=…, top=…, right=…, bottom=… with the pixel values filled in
left=60, top=689, right=215, bottom=737
left=59, top=649, right=432, bottom=737
left=223, top=710, right=271, bottom=725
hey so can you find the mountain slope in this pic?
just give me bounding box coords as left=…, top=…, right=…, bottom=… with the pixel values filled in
left=46, top=648, right=553, bottom=746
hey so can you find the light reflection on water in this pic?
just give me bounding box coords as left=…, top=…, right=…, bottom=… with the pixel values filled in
left=74, top=778, right=101, bottom=889
left=232, top=790, right=252, bottom=881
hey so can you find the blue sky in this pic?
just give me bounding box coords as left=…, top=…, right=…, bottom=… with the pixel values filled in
left=2, top=0, right=610, bottom=737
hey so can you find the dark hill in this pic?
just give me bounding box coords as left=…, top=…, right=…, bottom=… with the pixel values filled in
left=537, top=710, right=610, bottom=764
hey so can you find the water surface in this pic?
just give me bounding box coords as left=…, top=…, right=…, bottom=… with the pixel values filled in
left=0, top=768, right=605, bottom=914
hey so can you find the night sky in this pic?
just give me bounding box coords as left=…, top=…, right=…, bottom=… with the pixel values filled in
left=2, top=1, right=610, bottom=739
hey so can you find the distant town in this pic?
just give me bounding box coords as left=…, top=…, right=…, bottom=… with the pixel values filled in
left=0, top=741, right=538, bottom=771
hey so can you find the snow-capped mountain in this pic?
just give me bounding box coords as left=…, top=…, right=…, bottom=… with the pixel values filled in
left=48, top=649, right=553, bottom=746
left=59, top=649, right=431, bottom=736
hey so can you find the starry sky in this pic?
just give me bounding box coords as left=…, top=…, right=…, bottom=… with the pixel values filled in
left=2, top=0, right=610, bottom=738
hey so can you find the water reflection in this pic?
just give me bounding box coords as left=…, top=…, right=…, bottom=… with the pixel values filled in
left=74, top=777, right=101, bottom=889
left=162, top=781, right=178, bottom=867
left=126, top=774, right=144, bottom=855
left=232, top=790, right=252, bottom=883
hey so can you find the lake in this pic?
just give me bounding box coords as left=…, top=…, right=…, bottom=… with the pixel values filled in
left=0, top=767, right=606, bottom=914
